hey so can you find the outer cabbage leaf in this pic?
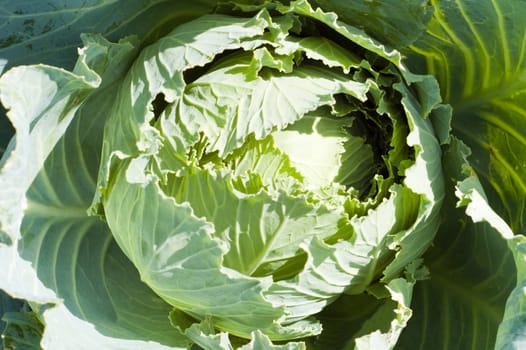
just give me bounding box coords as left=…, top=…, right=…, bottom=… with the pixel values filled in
left=387, top=1, right=526, bottom=347
left=0, top=0, right=221, bottom=159
left=0, top=35, right=190, bottom=350
left=496, top=236, right=526, bottom=349
left=395, top=139, right=520, bottom=350
left=0, top=291, right=43, bottom=350
left=232, top=0, right=433, bottom=48
left=403, top=0, right=526, bottom=234
left=309, top=0, right=433, bottom=48
left=0, top=0, right=221, bottom=71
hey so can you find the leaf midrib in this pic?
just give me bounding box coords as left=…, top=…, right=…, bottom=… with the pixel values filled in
left=26, top=199, right=90, bottom=218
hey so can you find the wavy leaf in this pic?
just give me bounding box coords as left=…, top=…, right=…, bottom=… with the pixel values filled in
left=404, top=0, right=526, bottom=233
left=309, top=0, right=433, bottom=47
left=0, top=34, right=188, bottom=350
left=396, top=139, right=518, bottom=350
left=0, top=0, right=220, bottom=71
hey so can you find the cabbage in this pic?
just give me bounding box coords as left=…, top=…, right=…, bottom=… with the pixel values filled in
left=0, top=1, right=524, bottom=349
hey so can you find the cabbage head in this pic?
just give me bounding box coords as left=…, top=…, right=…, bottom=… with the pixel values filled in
left=0, top=1, right=525, bottom=349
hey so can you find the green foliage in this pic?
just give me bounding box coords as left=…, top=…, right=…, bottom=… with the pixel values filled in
left=1, top=291, right=43, bottom=350
left=0, top=0, right=524, bottom=349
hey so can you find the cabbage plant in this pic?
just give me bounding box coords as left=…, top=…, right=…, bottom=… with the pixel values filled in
left=0, top=0, right=525, bottom=349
